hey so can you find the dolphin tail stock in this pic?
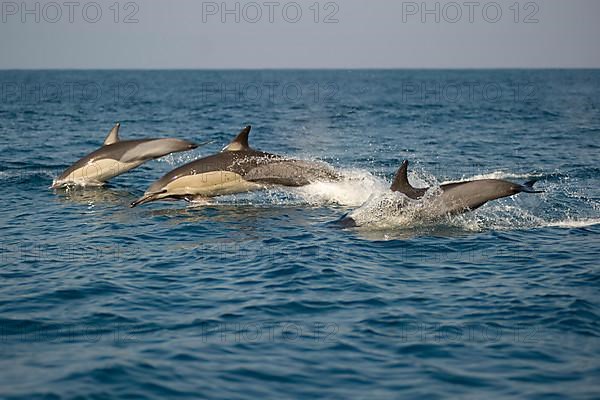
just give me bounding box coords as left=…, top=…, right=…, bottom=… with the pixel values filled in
left=519, top=178, right=544, bottom=194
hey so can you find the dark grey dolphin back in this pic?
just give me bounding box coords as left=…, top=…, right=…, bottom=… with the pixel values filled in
left=243, top=159, right=340, bottom=186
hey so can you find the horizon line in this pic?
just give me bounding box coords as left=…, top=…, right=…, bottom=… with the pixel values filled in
left=1, top=67, right=600, bottom=71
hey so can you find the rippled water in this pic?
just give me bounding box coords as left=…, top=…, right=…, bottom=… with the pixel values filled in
left=1, top=70, right=599, bottom=399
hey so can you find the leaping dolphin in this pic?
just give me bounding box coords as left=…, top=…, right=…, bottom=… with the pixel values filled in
left=51, top=123, right=198, bottom=188
left=339, top=160, right=543, bottom=227
left=130, top=125, right=339, bottom=207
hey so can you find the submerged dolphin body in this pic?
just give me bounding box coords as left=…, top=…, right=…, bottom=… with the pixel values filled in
left=51, top=123, right=198, bottom=188
left=130, top=126, right=339, bottom=207
left=339, top=160, right=542, bottom=227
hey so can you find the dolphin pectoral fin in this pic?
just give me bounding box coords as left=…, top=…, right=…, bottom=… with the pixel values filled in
left=103, top=123, right=121, bottom=146
left=333, top=213, right=358, bottom=228
left=51, top=179, right=104, bottom=189
left=390, top=160, right=427, bottom=199
left=184, top=195, right=210, bottom=205
left=222, top=126, right=252, bottom=152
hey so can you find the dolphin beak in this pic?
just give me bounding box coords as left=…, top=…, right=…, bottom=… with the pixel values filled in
left=130, top=192, right=163, bottom=207
left=130, top=196, right=149, bottom=208
left=184, top=139, right=212, bottom=151
left=195, top=140, right=213, bottom=148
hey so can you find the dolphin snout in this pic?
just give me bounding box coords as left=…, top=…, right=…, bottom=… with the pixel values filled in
left=50, top=178, right=66, bottom=189
left=130, top=190, right=165, bottom=208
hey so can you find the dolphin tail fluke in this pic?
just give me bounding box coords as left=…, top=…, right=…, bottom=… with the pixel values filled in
left=520, top=179, right=544, bottom=193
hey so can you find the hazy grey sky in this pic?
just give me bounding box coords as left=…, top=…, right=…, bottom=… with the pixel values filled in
left=1, top=0, right=599, bottom=68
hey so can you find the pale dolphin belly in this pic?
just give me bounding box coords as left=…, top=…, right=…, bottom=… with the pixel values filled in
left=164, top=171, right=264, bottom=197
left=53, top=159, right=144, bottom=186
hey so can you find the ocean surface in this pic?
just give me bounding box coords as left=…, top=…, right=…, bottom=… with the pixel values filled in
left=0, top=70, right=599, bottom=399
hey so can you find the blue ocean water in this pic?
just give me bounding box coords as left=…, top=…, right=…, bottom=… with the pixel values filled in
left=0, top=70, right=599, bottom=399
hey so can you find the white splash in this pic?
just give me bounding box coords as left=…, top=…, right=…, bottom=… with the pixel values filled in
left=545, top=218, right=600, bottom=228
left=441, top=170, right=544, bottom=184
left=293, top=168, right=388, bottom=207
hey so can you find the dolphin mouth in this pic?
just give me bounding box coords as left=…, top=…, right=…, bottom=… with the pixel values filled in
left=130, top=191, right=166, bottom=208
left=50, top=179, right=75, bottom=189
left=130, top=194, right=154, bottom=208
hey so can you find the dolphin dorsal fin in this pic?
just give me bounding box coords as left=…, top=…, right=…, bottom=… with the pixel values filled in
left=103, top=123, right=121, bottom=146
left=390, top=160, right=412, bottom=192
left=222, top=126, right=251, bottom=152
left=390, top=160, right=429, bottom=200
